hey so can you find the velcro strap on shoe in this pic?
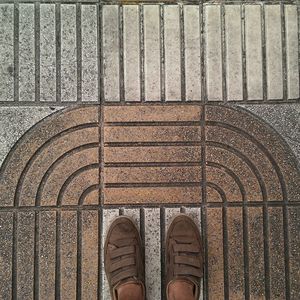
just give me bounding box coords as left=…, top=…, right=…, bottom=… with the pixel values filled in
left=175, top=255, right=202, bottom=268
left=174, top=265, right=203, bottom=278
left=109, top=257, right=135, bottom=272
left=173, top=244, right=200, bottom=253
left=111, top=266, right=138, bottom=286
left=111, top=245, right=135, bottom=259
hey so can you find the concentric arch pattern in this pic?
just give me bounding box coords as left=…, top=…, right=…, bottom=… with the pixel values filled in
left=0, top=104, right=299, bottom=207
left=0, top=106, right=100, bottom=207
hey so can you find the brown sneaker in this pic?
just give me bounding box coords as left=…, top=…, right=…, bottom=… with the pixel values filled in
left=104, top=216, right=145, bottom=300
left=166, top=214, right=203, bottom=300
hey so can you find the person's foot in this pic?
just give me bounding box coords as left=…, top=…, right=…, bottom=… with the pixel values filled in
left=104, top=216, right=145, bottom=300
left=166, top=214, right=203, bottom=300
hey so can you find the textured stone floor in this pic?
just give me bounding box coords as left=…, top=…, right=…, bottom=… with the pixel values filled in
left=0, top=1, right=299, bottom=300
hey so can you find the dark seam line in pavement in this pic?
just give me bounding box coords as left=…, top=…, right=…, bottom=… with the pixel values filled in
left=140, top=207, right=146, bottom=249
left=222, top=188, right=230, bottom=299
left=119, top=207, right=124, bottom=215
left=263, top=203, right=271, bottom=299
left=1, top=98, right=299, bottom=106
left=35, top=2, right=40, bottom=103
left=221, top=3, right=227, bottom=103
left=104, top=121, right=202, bottom=126
left=105, top=162, right=202, bottom=168
left=242, top=195, right=250, bottom=299
left=280, top=3, right=288, bottom=102
left=76, top=3, right=82, bottom=103
left=241, top=4, right=248, bottom=101
left=98, top=5, right=103, bottom=299
left=35, top=143, right=99, bottom=206
left=79, top=184, right=100, bottom=206
left=76, top=210, right=82, bottom=300
left=200, top=4, right=206, bottom=103
left=2, top=201, right=299, bottom=212
left=33, top=211, right=40, bottom=300
left=55, top=2, right=61, bottom=103
left=201, top=105, right=208, bottom=299
left=282, top=204, right=291, bottom=299
left=13, top=123, right=98, bottom=207
left=139, top=4, right=145, bottom=103
left=105, top=141, right=202, bottom=147
left=119, top=5, right=125, bottom=102
left=261, top=3, right=267, bottom=102
left=57, top=163, right=99, bottom=206
left=160, top=4, right=166, bottom=102
left=12, top=212, right=18, bottom=300
left=55, top=211, right=61, bottom=300
left=98, top=208, right=103, bottom=300
left=180, top=3, right=186, bottom=102
left=13, top=1, right=19, bottom=102
left=160, top=207, right=166, bottom=300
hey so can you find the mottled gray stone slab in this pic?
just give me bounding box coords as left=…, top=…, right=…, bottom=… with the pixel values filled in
left=225, top=5, right=243, bottom=101
left=123, top=208, right=140, bottom=229
left=0, top=212, right=13, bottom=299
left=0, top=107, right=63, bottom=167
left=17, top=212, right=35, bottom=299
left=245, top=5, right=263, bottom=100
left=205, top=5, right=222, bottom=101
left=19, top=4, right=35, bottom=102
left=61, top=4, right=77, bottom=102
left=144, top=5, right=160, bottom=102
left=124, top=5, right=140, bottom=102
left=0, top=4, right=14, bottom=102
left=184, top=5, right=201, bottom=101
left=40, top=4, right=56, bottom=102
left=103, top=5, right=120, bottom=102
left=239, top=104, right=300, bottom=161
left=39, top=211, right=56, bottom=300
left=81, top=210, right=99, bottom=300
left=265, top=5, right=283, bottom=100
left=144, top=208, right=161, bottom=300
left=60, top=211, right=77, bottom=300
left=81, top=5, right=98, bottom=102
left=165, top=207, right=180, bottom=232
left=164, top=5, right=181, bottom=101
left=285, top=5, right=299, bottom=99
left=101, top=209, right=119, bottom=300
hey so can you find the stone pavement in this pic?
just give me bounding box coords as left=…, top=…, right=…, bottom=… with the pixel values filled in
left=0, top=1, right=299, bottom=300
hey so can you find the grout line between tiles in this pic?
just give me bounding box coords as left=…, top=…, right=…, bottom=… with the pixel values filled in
left=76, top=3, right=82, bottom=103
left=13, top=1, right=19, bottom=103
left=35, top=2, right=40, bottom=103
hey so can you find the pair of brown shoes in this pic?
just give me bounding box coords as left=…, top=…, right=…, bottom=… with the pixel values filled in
left=104, top=214, right=203, bottom=300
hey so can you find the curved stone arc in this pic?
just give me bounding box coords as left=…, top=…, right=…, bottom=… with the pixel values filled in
left=206, top=141, right=268, bottom=201
left=206, top=145, right=262, bottom=201
left=206, top=104, right=300, bottom=201
left=207, top=161, right=246, bottom=202
left=78, top=184, right=100, bottom=206
left=0, top=105, right=99, bottom=207
left=35, top=143, right=99, bottom=206
left=14, top=123, right=98, bottom=207
left=207, top=121, right=287, bottom=201
left=206, top=182, right=227, bottom=202
left=56, top=164, right=99, bottom=207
